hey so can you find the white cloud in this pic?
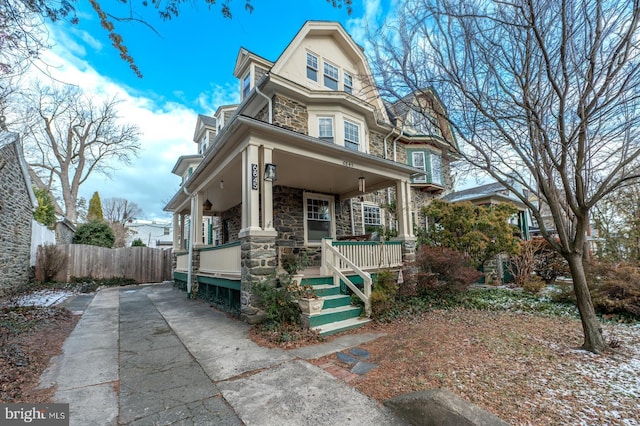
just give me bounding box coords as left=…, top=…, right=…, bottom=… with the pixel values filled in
left=24, top=26, right=198, bottom=221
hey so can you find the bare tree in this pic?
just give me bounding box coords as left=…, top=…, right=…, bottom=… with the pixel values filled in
left=371, top=0, right=640, bottom=353
left=103, top=197, right=143, bottom=224
left=22, top=83, right=141, bottom=223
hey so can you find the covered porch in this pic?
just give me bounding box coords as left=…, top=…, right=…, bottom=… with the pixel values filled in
left=166, top=116, right=419, bottom=325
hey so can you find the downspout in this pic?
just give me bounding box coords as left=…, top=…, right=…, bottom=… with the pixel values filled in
left=255, top=84, right=272, bottom=124
left=183, top=186, right=194, bottom=298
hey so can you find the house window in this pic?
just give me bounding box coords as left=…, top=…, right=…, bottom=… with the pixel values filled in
left=323, top=62, right=339, bottom=90
left=430, top=152, right=443, bottom=185
left=410, top=109, right=442, bottom=136
left=409, top=149, right=443, bottom=185
left=363, top=205, right=381, bottom=227
left=307, top=53, right=318, bottom=82
left=411, top=151, right=427, bottom=183
left=344, top=72, right=353, bottom=94
left=242, top=73, right=251, bottom=99
left=318, top=117, right=334, bottom=142
left=344, top=120, right=360, bottom=151
left=305, top=194, right=333, bottom=244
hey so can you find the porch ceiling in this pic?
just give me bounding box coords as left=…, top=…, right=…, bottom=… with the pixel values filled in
left=167, top=116, right=422, bottom=215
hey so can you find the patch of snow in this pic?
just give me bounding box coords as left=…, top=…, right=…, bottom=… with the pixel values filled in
left=8, top=289, right=75, bottom=307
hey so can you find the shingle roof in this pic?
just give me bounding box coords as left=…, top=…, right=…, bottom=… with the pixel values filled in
left=442, top=181, right=514, bottom=203
left=198, top=114, right=217, bottom=128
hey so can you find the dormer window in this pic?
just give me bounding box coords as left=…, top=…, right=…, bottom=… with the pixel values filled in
left=344, top=72, right=353, bottom=94
left=323, top=62, right=339, bottom=90
left=307, top=53, right=318, bottom=82
left=242, top=73, right=251, bottom=99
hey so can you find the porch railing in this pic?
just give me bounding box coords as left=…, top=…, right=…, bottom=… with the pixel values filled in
left=332, top=240, right=403, bottom=270
left=198, top=242, right=241, bottom=276
left=321, top=238, right=372, bottom=317
left=176, top=251, right=189, bottom=271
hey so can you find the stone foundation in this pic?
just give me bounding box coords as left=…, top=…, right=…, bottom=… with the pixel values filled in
left=240, top=234, right=277, bottom=324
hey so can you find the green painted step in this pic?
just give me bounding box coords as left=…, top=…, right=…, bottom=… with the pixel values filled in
left=305, top=305, right=362, bottom=328
left=311, top=284, right=341, bottom=297
left=321, top=294, right=352, bottom=309
left=312, top=317, right=371, bottom=336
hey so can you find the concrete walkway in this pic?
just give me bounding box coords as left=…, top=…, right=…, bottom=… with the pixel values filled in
left=40, top=283, right=405, bottom=425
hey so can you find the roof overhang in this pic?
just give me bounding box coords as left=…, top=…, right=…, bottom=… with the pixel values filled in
left=164, top=116, right=424, bottom=215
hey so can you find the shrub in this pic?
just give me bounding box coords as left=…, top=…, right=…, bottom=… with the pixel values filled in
left=413, top=246, right=483, bottom=294
left=509, top=238, right=546, bottom=287
left=252, top=276, right=300, bottom=327
left=35, top=244, right=66, bottom=283
left=370, top=270, right=399, bottom=318
left=73, top=221, right=115, bottom=248
left=534, top=240, right=569, bottom=284
left=131, top=238, right=146, bottom=247
left=522, top=276, right=546, bottom=294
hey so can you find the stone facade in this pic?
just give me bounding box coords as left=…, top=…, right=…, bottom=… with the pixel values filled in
left=220, top=204, right=242, bottom=244
left=0, top=136, right=34, bottom=294
left=272, top=95, right=308, bottom=134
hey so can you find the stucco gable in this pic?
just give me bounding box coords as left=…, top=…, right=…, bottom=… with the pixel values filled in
left=270, top=21, right=389, bottom=123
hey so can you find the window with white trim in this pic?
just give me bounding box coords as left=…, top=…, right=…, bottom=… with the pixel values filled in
left=318, top=117, right=334, bottom=142
left=242, top=73, right=251, bottom=99
left=323, top=62, right=339, bottom=90
left=409, top=149, right=444, bottom=185
left=344, top=72, right=353, bottom=94
left=363, top=205, right=381, bottom=226
left=307, top=53, right=318, bottom=81
left=304, top=194, right=333, bottom=244
left=410, top=109, right=442, bottom=136
left=344, top=120, right=360, bottom=151
left=430, top=152, right=443, bottom=185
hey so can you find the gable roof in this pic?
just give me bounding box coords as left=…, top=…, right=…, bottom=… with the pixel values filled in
left=442, top=180, right=527, bottom=209
left=270, top=20, right=390, bottom=123
left=233, top=47, right=274, bottom=78
left=0, top=132, right=37, bottom=209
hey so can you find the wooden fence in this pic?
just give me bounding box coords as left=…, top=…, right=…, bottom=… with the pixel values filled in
left=36, top=244, right=173, bottom=283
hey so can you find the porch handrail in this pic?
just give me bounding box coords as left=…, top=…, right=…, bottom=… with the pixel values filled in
left=321, top=238, right=372, bottom=317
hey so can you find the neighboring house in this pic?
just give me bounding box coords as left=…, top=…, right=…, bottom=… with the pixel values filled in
left=0, top=133, right=37, bottom=294
left=28, top=167, right=76, bottom=244
left=442, top=180, right=533, bottom=240
left=127, top=219, right=174, bottom=248
left=164, top=21, right=459, bottom=333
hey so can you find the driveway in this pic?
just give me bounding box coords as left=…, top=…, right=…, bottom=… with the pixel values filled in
left=39, top=283, right=405, bottom=425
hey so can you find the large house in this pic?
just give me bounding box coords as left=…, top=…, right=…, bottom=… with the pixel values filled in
left=165, top=21, right=459, bottom=334
left=0, top=132, right=37, bottom=294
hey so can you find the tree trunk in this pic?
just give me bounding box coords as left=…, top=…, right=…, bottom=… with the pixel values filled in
left=565, top=253, right=608, bottom=353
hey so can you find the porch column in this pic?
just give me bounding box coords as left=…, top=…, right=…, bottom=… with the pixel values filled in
left=193, top=191, right=205, bottom=247
left=260, top=146, right=275, bottom=232
left=396, top=179, right=414, bottom=239
left=240, top=144, right=261, bottom=234
left=179, top=214, right=185, bottom=250
left=172, top=213, right=180, bottom=249
left=395, top=179, right=417, bottom=264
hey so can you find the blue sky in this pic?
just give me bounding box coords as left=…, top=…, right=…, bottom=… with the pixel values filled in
left=33, top=0, right=391, bottom=221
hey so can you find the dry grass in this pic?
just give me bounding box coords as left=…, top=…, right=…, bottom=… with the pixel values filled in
left=313, top=309, right=640, bottom=425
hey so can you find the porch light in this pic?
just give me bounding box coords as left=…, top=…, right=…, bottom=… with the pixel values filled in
left=220, top=180, right=224, bottom=189
left=202, top=199, right=212, bottom=211
left=358, top=175, right=366, bottom=193
left=264, top=163, right=277, bottom=181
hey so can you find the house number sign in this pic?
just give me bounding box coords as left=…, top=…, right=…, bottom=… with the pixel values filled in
left=251, top=164, right=258, bottom=190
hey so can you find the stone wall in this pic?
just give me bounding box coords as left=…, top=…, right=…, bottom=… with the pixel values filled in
left=273, top=185, right=305, bottom=248
left=272, top=95, right=308, bottom=134
left=220, top=204, right=242, bottom=244
left=0, top=140, right=33, bottom=294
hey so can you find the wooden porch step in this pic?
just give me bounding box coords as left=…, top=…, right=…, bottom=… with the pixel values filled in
left=311, top=317, right=371, bottom=336
left=311, top=284, right=342, bottom=297
left=321, top=294, right=352, bottom=309
left=304, top=305, right=362, bottom=328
